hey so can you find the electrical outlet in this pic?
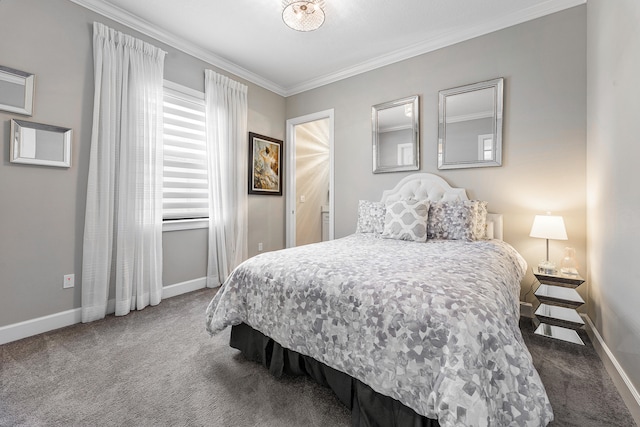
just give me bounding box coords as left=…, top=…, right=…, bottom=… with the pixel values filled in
left=520, top=301, right=534, bottom=318
left=63, top=274, right=75, bottom=289
left=300, top=195, right=306, bottom=203
left=258, top=242, right=263, bottom=252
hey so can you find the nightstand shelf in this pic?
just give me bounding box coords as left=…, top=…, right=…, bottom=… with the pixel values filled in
left=534, top=323, right=584, bottom=346
left=533, top=271, right=585, bottom=345
left=533, top=272, right=583, bottom=288
left=535, top=284, right=585, bottom=309
left=535, top=303, right=584, bottom=329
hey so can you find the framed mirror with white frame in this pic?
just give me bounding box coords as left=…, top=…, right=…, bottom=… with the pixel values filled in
left=438, top=78, right=503, bottom=170
left=10, top=119, right=72, bottom=168
left=0, top=65, right=35, bottom=116
left=372, top=95, right=420, bottom=173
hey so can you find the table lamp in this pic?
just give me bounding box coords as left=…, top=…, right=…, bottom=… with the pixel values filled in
left=529, top=213, right=567, bottom=274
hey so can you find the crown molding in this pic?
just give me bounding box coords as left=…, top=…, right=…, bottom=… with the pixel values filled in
left=68, top=0, right=584, bottom=98
left=283, top=0, right=586, bottom=96
left=67, top=0, right=288, bottom=96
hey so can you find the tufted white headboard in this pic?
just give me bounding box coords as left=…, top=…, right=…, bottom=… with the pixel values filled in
left=380, top=173, right=503, bottom=240
left=380, top=173, right=468, bottom=204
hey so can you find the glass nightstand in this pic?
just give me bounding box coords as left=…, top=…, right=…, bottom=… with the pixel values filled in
left=533, top=271, right=585, bottom=345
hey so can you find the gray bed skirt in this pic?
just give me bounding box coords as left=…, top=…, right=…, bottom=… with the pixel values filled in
left=230, top=323, right=439, bottom=427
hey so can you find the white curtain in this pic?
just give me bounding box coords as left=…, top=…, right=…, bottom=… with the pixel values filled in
left=81, top=22, right=165, bottom=322
left=204, top=70, right=249, bottom=287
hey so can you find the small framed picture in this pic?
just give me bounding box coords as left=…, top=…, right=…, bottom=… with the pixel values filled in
left=0, top=65, right=35, bottom=116
left=248, top=132, right=283, bottom=196
left=10, top=119, right=72, bottom=168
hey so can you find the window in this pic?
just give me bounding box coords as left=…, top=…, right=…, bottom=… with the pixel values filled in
left=162, top=81, right=208, bottom=227
left=478, top=134, right=494, bottom=161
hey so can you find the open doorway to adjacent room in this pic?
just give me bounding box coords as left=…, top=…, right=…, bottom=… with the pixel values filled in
left=285, top=110, right=334, bottom=248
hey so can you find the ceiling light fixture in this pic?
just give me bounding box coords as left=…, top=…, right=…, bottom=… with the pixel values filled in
left=282, top=0, right=325, bottom=32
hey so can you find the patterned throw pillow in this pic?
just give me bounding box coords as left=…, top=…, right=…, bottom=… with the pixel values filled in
left=356, top=200, right=386, bottom=234
left=472, top=201, right=489, bottom=239
left=381, top=200, right=430, bottom=242
left=428, top=200, right=488, bottom=241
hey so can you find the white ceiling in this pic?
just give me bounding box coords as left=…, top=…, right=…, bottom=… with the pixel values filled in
left=70, top=0, right=585, bottom=96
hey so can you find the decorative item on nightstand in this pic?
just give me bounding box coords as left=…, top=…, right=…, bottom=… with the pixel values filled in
left=559, top=246, right=579, bottom=275
left=529, top=213, right=568, bottom=274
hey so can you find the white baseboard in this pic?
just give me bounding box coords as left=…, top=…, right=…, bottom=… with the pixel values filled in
left=162, top=277, right=207, bottom=299
left=582, top=314, right=640, bottom=424
left=0, top=277, right=207, bottom=346
left=0, top=308, right=83, bottom=346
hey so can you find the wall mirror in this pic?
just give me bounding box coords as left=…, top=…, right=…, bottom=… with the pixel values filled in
left=372, top=95, right=419, bottom=173
left=438, top=78, right=503, bottom=170
left=0, top=65, right=34, bottom=116
left=10, top=119, right=72, bottom=168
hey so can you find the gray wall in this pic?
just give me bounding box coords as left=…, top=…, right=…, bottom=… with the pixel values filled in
left=0, top=0, right=285, bottom=327
left=587, top=0, right=640, bottom=411
left=286, top=6, right=587, bottom=301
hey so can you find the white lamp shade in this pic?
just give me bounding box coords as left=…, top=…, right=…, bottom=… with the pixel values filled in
left=529, top=215, right=568, bottom=240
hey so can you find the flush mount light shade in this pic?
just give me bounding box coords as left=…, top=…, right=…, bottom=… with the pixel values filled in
left=282, top=0, right=325, bottom=32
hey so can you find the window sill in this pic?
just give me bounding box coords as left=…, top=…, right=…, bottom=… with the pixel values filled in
left=163, top=219, right=209, bottom=232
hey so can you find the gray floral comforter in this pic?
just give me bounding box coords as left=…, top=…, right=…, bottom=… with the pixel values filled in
left=205, top=234, right=553, bottom=426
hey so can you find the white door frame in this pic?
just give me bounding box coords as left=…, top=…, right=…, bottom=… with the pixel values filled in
left=285, top=109, right=335, bottom=248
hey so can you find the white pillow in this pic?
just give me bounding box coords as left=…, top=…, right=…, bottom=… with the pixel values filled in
left=381, top=200, right=430, bottom=242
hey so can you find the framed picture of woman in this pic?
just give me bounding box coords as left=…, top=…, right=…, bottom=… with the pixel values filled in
left=248, top=132, right=283, bottom=196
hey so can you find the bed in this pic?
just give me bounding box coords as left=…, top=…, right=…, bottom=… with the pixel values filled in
left=205, top=173, right=553, bottom=427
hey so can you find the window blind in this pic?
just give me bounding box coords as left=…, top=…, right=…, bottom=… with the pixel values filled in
left=162, top=83, right=208, bottom=221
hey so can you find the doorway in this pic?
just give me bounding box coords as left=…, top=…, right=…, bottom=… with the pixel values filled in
left=285, top=109, right=334, bottom=248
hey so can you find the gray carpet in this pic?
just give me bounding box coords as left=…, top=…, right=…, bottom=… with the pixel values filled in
left=0, top=288, right=635, bottom=427
left=520, top=319, right=636, bottom=426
